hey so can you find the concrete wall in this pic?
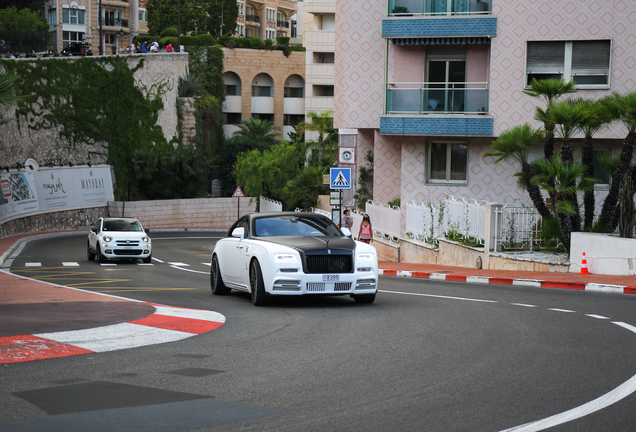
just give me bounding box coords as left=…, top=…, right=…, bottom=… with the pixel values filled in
left=0, top=207, right=108, bottom=239
left=1, top=54, right=187, bottom=169
left=108, top=197, right=257, bottom=229
left=570, top=232, right=636, bottom=275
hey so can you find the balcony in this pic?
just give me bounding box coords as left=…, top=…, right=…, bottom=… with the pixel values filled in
left=304, top=30, right=335, bottom=52
left=389, top=0, right=491, bottom=16
left=306, top=0, right=336, bottom=14
left=245, top=14, right=260, bottom=24
left=386, top=82, right=489, bottom=114
left=383, top=0, right=495, bottom=41
left=277, top=20, right=290, bottom=29
left=382, top=81, right=492, bottom=136
left=101, top=18, right=129, bottom=28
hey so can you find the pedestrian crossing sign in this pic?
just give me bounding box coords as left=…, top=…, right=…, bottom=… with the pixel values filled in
left=330, top=168, right=351, bottom=189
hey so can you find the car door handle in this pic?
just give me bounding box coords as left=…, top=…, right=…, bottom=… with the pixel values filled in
left=236, top=245, right=244, bottom=249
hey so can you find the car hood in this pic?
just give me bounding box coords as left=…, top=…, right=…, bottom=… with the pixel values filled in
left=255, top=236, right=355, bottom=252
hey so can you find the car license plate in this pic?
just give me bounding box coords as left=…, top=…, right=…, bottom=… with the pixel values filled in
left=322, top=274, right=339, bottom=282
left=123, top=246, right=133, bottom=249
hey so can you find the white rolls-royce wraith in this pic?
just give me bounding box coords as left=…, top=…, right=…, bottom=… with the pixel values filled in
left=210, top=212, right=378, bottom=306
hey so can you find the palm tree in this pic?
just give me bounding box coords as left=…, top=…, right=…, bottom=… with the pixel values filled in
left=296, top=110, right=335, bottom=160
left=545, top=99, right=590, bottom=231
left=232, top=117, right=281, bottom=151
left=598, top=92, right=636, bottom=230
left=531, top=155, right=598, bottom=249
left=523, top=78, right=576, bottom=161
left=484, top=124, right=551, bottom=219
left=0, top=65, right=23, bottom=125
left=573, top=98, right=611, bottom=230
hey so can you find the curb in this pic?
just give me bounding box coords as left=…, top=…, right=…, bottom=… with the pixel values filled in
left=379, top=269, right=636, bottom=295
left=0, top=303, right=225, bottom=364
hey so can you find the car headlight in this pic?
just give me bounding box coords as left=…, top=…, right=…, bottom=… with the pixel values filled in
left=274, top=253, right=299, bottom=263
left=357, top=252, right=375, bottom=261
left=102, top=236, right=112, bottom=242
left=142, top=237, right=149, bottom=243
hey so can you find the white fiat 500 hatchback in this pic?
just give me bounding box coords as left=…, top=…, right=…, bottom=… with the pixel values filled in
left=87, top=217, right=152, bottom=263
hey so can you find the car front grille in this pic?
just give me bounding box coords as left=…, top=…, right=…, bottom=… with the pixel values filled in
left=305, top=254, right=353, bottom=274
left=356, top=279, right=376, bottom=290
left=307, top=283, right=325, bottom=292
left=273, top=280, right=301, bottom=291
left=113, top=249, right=143, bottom=256
left=334, top=282, right=352, bottom=292
left=115, top=240, right=141, bottom=246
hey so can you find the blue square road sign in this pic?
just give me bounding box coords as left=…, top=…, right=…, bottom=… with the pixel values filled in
left=330, top=168, right=351, bottom=189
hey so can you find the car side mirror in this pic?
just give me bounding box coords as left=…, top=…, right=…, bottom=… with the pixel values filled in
left=232, top=227, right=245, bottom=240
left=341, top=227, right=352, bottom=238
left=92, top=227, right=98, bottom=233
left=145, top=228, right=150, bottom=234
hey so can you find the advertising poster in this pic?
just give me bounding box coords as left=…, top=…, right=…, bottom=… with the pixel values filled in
left=35, top=169, right=74, bottom=210
left=0, top=172, right=39, bottom=220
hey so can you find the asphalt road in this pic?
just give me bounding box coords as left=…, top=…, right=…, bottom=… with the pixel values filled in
left=2, top=232, right=636, bottom=431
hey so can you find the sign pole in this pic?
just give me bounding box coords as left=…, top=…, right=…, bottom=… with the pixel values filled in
left=339, top=190, right=342, bottom=227
left=237, top=195, right=240, bottom=220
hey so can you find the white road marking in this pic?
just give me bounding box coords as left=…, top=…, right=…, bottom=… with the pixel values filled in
left=169, top=265, right=209, bottom=275
left=25, top=263, right=41, bottom=267
left=378, top=290, right=497, bottom=303
left=501, top=321, right=636, bottom=431
left=201, top=262, right=211, bottom=266
left=62, top=262, right=80, bottom=266
left=511, top=303, right=538, bottom=308
left=100, top=263, right=117, bottom=266
left=548, top=308, right=575, bottom=313
left=154, top=306, right=225, bottom=323
left=137, top=263, right=154, bottom=266
left=512, top=279, right=542, bottom=287
left=586, top=314, right=610, bottom=320
left=168, top=262, right=190, bottom=266
left=152, top=257, right=165, bottom=263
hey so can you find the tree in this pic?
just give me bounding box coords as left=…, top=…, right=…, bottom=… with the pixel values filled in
left=484, top=124, right=552, bottom=219
left=598, top=92, right=636, bottom=231
left=296, top=110, right=335, bottom=160
left=0, top=65, right=22, bottom=124
left=531, top=155, right=598, bottom=249
left=283, top=164, right=329, bottom=211
left=523, top=79, right=576, bottom=161
left=0, top=1, right=45, bottom=11
left=573, top=98, right=611, bottom=230
left=353, top=150, right=374, bottom=210
left=234, top=141, right=304, bottom=201
left=146, top=0, right=238, bottom=37
left=233, top=117, right=281, bottom=151
left=0, top=6, right=48, bottom=34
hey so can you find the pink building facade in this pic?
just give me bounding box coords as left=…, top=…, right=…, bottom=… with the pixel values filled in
left=334, top=0, right=635, bottom=210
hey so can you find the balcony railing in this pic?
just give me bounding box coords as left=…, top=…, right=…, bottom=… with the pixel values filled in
left=245, top=14, right=260, bottom=23
left=389, top=0, right=491, bottom=16
left=101, top=18, right=129, bottom=28
left=386, top=82, right=489, bottom=114
left=277, top=20, right=290, bottom=28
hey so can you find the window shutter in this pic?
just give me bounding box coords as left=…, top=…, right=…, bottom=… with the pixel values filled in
left=526, top=41, right=565, bottom=73
left=572, top=40, right=610, bottom=75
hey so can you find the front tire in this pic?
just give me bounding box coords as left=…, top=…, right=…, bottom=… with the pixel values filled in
left=87, top=241, right=95, bottom=261
left=143, top=254, right=152, bottom=264
left=353, top=293, right=376, bottom=304
left=250, top=259, right=267, bottom=306
left=211, top=255, right=231, bottom=295
left=97, top=246, right=107, bottom=263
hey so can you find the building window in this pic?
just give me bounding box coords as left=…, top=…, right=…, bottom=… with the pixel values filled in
left=427, top=142, right=467, bottom=184
left=139, top=9, right=147, bottom=22
left=592, top=147, right=612, bottom=188
left=266, top=7, right=276, bottom=22
left=266, top=29, right=276, bottom=40
left=314, top=85, right=334, bottom=97
left=224, top=112, right=242, bottom=124
left=252, top=86, right=271, bottom=97
left=236, top=23, right=244, bottom=37
left=246, top=27, right=254, bottom=37
left=48, top=9, right=56, bottom=26
left=225, top=84, right=238, bottom=96
left=284, top=87, right=304, bottom=98
left=62, top=31, right=84, bottom=48
left=238, top=2, right=244, bottom=15
left=284, top=114, right=304, bottom=126
left=526, top=40, right=611, bottom=88
left=62, top=8, right=85, bottom=25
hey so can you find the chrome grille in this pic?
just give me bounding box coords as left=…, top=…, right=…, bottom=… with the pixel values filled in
left=356, top=279, right=376, bottom=290
left=115, top=240, right=141, bottom=246
left=334, top=282, right=352, bottom=292
left=273, top=280, right=301, bottom=291
left=306, top=254, right=353, bottom=274
left=306, top=283, right=325, bottom=292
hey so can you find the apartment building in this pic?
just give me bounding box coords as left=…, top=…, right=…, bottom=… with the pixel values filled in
left=223, top=0, right=304, bottom=140
left=334, top=0, right=633, bottom=209
left=42, top=0, right=148, bottom=54
left=302, top=0, right=335, bottom=142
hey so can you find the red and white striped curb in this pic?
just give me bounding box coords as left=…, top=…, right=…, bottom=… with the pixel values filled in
left=0, top=303, right=225, bottom=364
left=379, top=269, right=636, bottom=295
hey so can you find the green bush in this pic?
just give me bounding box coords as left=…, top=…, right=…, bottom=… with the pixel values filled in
left=264, top=39, right=274, bottom=50
left=159, top=36, right=178, bottom=48
left=276, top=36, right=289, bottom=46
left=197, top=34, right=215, bottom=47
left=179, top=35, right=196, bottom=46
left=391, top=6, right=409, bottom=13
left=248, top=36, right=263, bottom=50
left=161, top=27, right=178, bottom=38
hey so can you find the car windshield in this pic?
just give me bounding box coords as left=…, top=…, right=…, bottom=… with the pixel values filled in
left=103, top=220, right=143, bottom=232
left=254, top=216, right=340, bottom=237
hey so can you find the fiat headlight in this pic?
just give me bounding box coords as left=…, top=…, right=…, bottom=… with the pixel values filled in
left=102, top=236, right=112, bottom=243
left=142, top=236, right=149, bottom=243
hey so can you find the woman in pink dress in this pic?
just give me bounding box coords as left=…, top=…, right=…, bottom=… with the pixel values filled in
left=358, top=214, right=373, bottom=244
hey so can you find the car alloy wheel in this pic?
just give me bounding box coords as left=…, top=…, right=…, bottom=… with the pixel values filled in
left=250, top=260, right=267, bottom=306
left=211, top=255, right=230, bottom=295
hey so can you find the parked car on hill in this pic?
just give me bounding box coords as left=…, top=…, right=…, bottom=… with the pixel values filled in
left=87, top=217, right=152, bottom=263
left=62, top=42, right=92, bottom=56
left=210, top=212, right=378, bottom=306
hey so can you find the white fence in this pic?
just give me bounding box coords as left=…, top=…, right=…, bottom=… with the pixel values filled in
left=494, top=205, right=542, bottom=251
left=366, top=201, right=402, bottom=242
left=260, top=196, right=283, bottom=212
left=405, top=196, right=487, bottom=243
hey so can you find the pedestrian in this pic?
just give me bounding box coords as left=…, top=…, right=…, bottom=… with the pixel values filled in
left=357, top=214, right=373, bottom=244
left=141, top=41, right=147, bottom=53
left=339, top=209, right=353, bottom=229
left=150, top=41, right=158, bottom=53
left=136, top=42, right=141, bottom=53
left=166, top=42, right=173, bottom=52
left=111, top=43, right=117, bottom=55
